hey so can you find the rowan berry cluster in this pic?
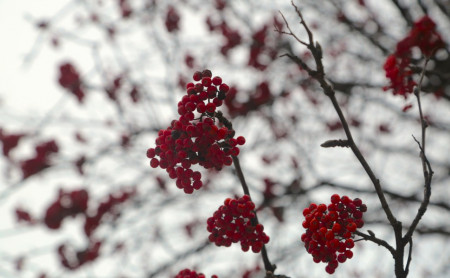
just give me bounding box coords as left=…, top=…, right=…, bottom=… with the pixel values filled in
left=21, top=139, right=59, bottom=179
left=147, top=70, right=245, bottom=194
left=58, top=62, right=85, bottom=103
left=301, top=194, right=366, bottom=274
left=396, top=16, right=444, bottom=58
left=383, top=16, right=444, bottom=97
left=207, top=195, right=270, bottom=253
left=44, top=189, right=88, bottom=230
left=0, top=129, right=25, bottom=157
left=174, top=269, right=218, bottom=278
left=58, top=240, right=102, bottom=270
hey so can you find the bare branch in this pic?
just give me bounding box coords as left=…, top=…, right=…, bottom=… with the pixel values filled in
left=404, top=58, right=434, bottom=242
left=354, top=230, right=395, bottom=255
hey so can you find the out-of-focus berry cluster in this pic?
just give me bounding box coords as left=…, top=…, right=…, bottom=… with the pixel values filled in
left=207, top=195, right=270, bottom=253
left=174, top=269, right=218, bottom=278
left=21, top=140, right=59, bottom=179
left=58, top=62, right=85, bottom=103
left=147, top=70, right=245, bottom=194
left=384, top=16, right=444, bottom=97
left=301, top=194, right=366, bottom=274
left=39, top=188, right=134, bottom=270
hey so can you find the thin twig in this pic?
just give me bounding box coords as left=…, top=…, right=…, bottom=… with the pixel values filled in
left=404, top=58, right=434, bottom=242
left=354, top=230, right=395, bottom=255
left=276, top=11, right=308, bottom=46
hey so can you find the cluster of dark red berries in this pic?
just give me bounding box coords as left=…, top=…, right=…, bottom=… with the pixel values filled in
left=396, top=16, right=444, bottom=58
left=301, top=194, right=366, bottom=274
left=165, top=5, right=180, bottom=33
left=83, top=190, right=134, bottom=237
left=43, top=188, right=133, bottom=269
left=147, top=70, right=245, bottom=194
left=58, top=62, right=85, bottom=103
left=43, top=188, right=133, bottom=236
left=174, top=269, right=218, bottom=278
left=58, top=240, right=102, bottom=270
left=207, top=195, right=269, bottom=253
left=0, top=129, right=25, bottom=157
left=384, top=16, right=444, bottom=97
left=21, top=139, right=59, bottom=179
left=44, top=189, right=88, bottom=229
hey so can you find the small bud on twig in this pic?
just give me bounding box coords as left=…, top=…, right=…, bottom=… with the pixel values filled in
left=320, top=139, right=350, bottom=148
left=315, top=41, right=322, bottom=59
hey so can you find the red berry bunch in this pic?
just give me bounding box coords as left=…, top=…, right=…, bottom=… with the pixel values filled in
left=165, top=5, right=180, bottom=33
left=21, top=139, right=59, bottom=179
left=147, top=70, right=245, bottom=194
left=58, top=62, right=85, bottom=103
left=58, top=240, right=102, bottom=270
left=0, top=129, right=25, bottom=157
left=207, top=195, right=270, bottom=253
left=174, top=269, right=218, bottom=278
left=301, top=194, right=366, bottom=274
left=83, top=189, right=134, bottom=237
left=383, top=54, right=416, bottom=97
left=44, top=189, right=88, bottom=230
left=384, top=16, right=444, bottom=97
left=396, top=16, right=444, bottom=58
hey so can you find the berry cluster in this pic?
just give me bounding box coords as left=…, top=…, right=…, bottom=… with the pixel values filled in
left=207, top=195, right=270, bottom=253
left=147, top=70, right=245, bottom=194
left=58, top=62, right=85, bottom=103
left=58, top=240, right=102, bottom=270
left=396, top=16, right=444, bottom=57
left=15, top=207, right=35, bottom=224
left=42, top=188, right=133, bottom=269
left=301, top=194, right=366, bottom=274
left=205, top=19, right=242, bottom=56
left=43, top=187, right=133, bottom=236
left=384, top=16, right=444, bottom=97
left=383, top=54, right=416, bottom=97
left=174, top=269, right=218, bottom=278
left=21, top=139, right=59, bottom=179
left=83, top=189, right=134, bottom=237
left=165, top=5, right=180, bottom=33
left=118, top=0, right=132, bottom=19
left=45, top=189, right=88, bottom=230
left=0, top=129, right=25, bottom=157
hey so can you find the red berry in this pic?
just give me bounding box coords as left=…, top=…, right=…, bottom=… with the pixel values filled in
left=212, top=76, right=222, bottom=85
left=193, top=71, right=202, bottom=81
left=330, top=194, right=340, bottom=204
left=338, top=253, right=347, bottom=263
left=146, top=148, right=156, bottom=158
left=347, top=222, right=357, bottom=232
left=201, top=77, right=212, bottom=86
left=206, top=103, right=216, bottom=113
left=325, top=265, right=335, bottom=274
left=202, top=69, right=212, bottom=78
left=150, top=158, right=159, bottom=168
left=353, top=198, right=362, bottom=207
left=236, top=136, right=246, bottom=145
left=332, top=223, right=341, bottom=233
left=344, top=250, right=353, bottom=259
left=219, top=83, right=229, bottom=93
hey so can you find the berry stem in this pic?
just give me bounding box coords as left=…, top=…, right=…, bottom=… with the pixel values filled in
left=232, top=155, right=275, bottom=273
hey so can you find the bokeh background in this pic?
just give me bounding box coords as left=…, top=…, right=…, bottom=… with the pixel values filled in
left=0, top=0, right=449, bottom=277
